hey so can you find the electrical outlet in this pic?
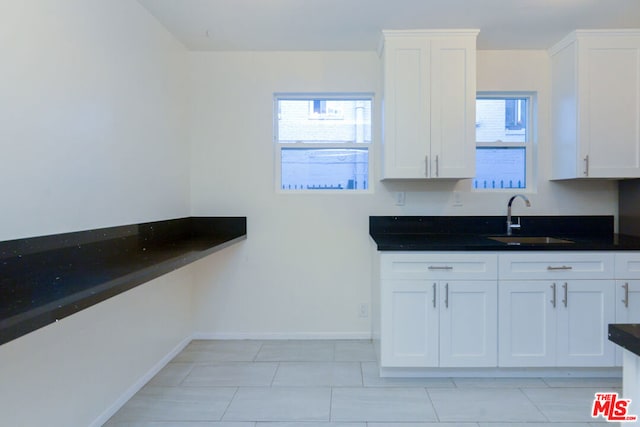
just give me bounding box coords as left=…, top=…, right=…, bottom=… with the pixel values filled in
left=453, top=191, right=463, bottom=207
left=358, top=303, right=369, bottom=318
left=395, top=191, right=406, bottom=206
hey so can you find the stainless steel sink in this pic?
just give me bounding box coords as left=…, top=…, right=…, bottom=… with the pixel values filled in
left=488, top=236, right=574, bottom=245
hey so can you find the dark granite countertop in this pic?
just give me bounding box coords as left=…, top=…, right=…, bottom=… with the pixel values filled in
left=609, top=324, right=640, bottom=357
left=0, top=217, right=246, bottom=346
left=370, top=216, right=640, bottom=251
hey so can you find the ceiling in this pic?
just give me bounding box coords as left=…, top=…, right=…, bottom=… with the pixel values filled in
left=137, top=0, right=640, bottom=51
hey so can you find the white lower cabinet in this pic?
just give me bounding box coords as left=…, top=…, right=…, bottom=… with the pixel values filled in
left=498, top=281, right=556, bottom=366
left=499, top=280, right=614, bottom=367
left=556, top=280, right=615, bottom=366
left=615, top=280, right=640, bottom=365
left=381, top=280, right=439, bottom=367
left=378, top=251, right=629, bottom=371
left=381, top=279, right=497, bottom=367
left=614, top=252, right=640, bottom=364
left=439, top=281, right=497, bottom=367
left=616, top=280, right=640, bottom=324
left=379, top=253, right=498, bottom=368
left=498, top=252, right=615, bottom=368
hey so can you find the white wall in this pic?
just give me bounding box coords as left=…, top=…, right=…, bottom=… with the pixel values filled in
left=0, top=268, right=194, bottom=427
left=188, top=49, right=617, bottom=338
left=0, top=2, right=194, bottom=426
left=0, top=0, right=190, bottom=241
left=189, top=52, right=381, bottom=338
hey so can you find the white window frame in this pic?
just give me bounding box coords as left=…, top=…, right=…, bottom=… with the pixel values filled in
left=474, top=92, right=536, bottom=192
left=274, top=93, right=374, bottom=194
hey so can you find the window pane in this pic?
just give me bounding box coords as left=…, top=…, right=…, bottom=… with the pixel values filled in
left=281, top=148, right=368, bottom=190
left=476, top=98, right=528, bottom=143
left=277, top=99, right=372, bottom=143
left=474, top=147, right=526, bottom=189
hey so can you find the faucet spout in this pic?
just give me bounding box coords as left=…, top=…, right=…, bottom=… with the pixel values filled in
left=506, top=194, right=531, bottom=235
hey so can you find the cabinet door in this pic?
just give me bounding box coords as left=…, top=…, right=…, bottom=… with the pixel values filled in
left=578, top=36, right=640, bottom=178
left=382, top=37, right=431, bottom=178
left=556, top=280, right=615, bottom=367
left=430, top=37, right=476, bottom=179
left=616, top=280, right=640, bottom=323
left=498, top=281, right=556, bottom=367
left=551, top=39, right=579, bottom=179
left=615, top=280, right=640, bottom=365
left=380, top=280, right=438, bottom=367
left=439, top=281, right=497, bottom=367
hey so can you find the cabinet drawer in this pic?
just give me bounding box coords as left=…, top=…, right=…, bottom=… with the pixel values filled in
left=499, top=252, right=614, bottom=280
left=615, top=252, right=640, bottom=279
left=381, top=253, right=497, bottom=280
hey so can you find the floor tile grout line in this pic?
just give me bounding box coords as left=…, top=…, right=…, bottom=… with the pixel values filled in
left=424, top=386, right=441, bottom=423
left=176, top=361, right=197, bottom=387
left=519, top=385, right=553, bottom=423
left=253, top=341, right=263, bottom=362
left=270, top=361, right=281, bottom=387
left=329, top=385, right=334, bottom=422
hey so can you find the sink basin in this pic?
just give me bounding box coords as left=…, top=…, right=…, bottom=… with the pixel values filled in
left=488, top=236, right=574, bottom=245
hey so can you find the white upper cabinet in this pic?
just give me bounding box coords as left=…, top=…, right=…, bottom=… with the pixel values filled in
left=550, top=30, right=640, bottom=179
left=381, top=30, right=478, bottom=179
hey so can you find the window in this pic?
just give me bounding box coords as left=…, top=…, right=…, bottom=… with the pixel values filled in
left=275, top=94, right=372, bottom=191
left=505, top=99, right=527, bottom=130
left=474, top=94, right=534, bottom=190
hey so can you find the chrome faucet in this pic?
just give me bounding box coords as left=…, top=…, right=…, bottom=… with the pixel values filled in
left=506, top=194, right=531, bottom=235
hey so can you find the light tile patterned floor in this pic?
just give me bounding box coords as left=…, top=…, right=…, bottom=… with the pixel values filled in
left=104, top=340, right=620, bottom=426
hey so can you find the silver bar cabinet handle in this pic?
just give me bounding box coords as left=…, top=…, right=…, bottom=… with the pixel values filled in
left=445, top=283, right=449, bottom=309
left=428, top=266, right=453, bottom=270
left=425, top=155, right=429, bottom=177
left=551, top=283, right=557, bottom=308
left=435, top=155, right=439, bottom=177
left=547, top=266, right=573, bottom=271
left=562, top=282, right=568, bottom=307
left=432, top=283, right=437, bottom=308
left=623, top=282, right=629, bottom=308
left=584, top=155, right=589, bottom=176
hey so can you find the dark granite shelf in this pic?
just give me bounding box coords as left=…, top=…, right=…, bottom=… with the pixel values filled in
left=609, top=324, right=640, bottom=357
left=0, top=217, right=246, bottom=346
left=370, top=216, right=640, bottom=251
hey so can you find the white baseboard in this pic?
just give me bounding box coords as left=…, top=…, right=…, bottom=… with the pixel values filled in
left=191, top=331, right=372, bottom=340
left=89, top=334, right=193, bottom=427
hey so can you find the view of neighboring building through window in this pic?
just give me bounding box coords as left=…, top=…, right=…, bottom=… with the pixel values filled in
left=275, top=95, right=372, bottom=191
left=475, top=95, right=532, bottom=190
